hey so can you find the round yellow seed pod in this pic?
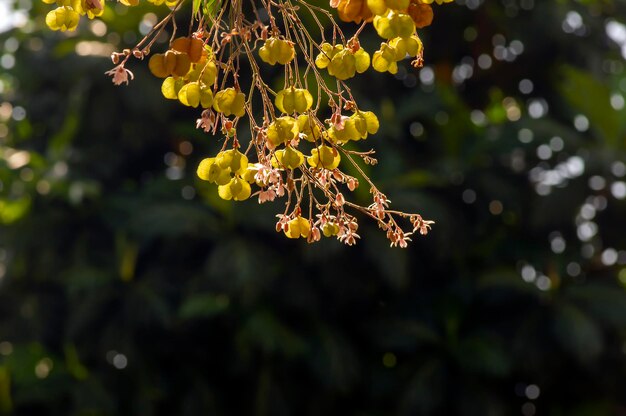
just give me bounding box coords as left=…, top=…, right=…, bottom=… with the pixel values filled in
left=354, top=48, right=371, bottom=73
left=266, top=116, right=299, bottom=148
left=213, top=88, right=246, bottom=117
left=396, top=13, right=416, bottom=38
left=328, top=49, right=356, bottom=80
left=241, top=164, right=258, bottom=184
left=161, top=77, right=184, bottom=100
left=386, top=0, right=409, bottom=10
left=372, top=44, right=398, bottom=74
left=216, top=149, right=248, bottom=175
left=214, top=168, right=232, bottom=186
left=186, top=59, right=218, bottom=86
left=171, top=52, right=192, bottom=77
left=367, top=0, right=387, bottom=15
left=328, top=118, right=362, bottom=143
left=45, top=7, right=80, bottom=32
left=405, top=35, right=423, bottom=57
left=149, top=53, right=170, bottom=78
left=308, top=145, right=341, bottom=170
left=171, top=36, right=204, bottom=63
left=227, top=177, right=252, bottom=201
left=389, top=37, right=408, bottom=60
left=196, top=158, right=215, bottom=181
left=315, top=43, right=338, bottom=69
left=275, top=87, right=314, bottom=114
left=284, top=216, right=310, bottom=239
left=281, top=146, right=305, bottom=169
left=322, top=222, right=340, bottom=237
left=373, top=15, right=394, bottom=39
left=297, top=115, right=322, bottom=142
left=177, top=82, right=201, bottom=107
left=259, top=37, right=295, bottom=65
left=178, top=82, right=213, bottom=108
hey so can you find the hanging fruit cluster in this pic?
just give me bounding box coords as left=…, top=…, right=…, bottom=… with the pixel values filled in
left=42, top=0, right=453, bottom=247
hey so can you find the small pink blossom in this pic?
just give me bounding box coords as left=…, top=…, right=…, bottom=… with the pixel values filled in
left=196, top=110, right=216, bottom=133
left=105, top=64, right=134, bottom=86
left=335, top=192, right=345, bottom=207
left=258, top=189, right=276, bottom=203
left=308, top=226, right=321, bottom=243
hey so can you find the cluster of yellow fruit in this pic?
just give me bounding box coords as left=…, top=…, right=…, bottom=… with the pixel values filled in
left=196, top=149, right=253, bottom=201
left=42, top=0, right=451, bottom=245
left=42, top=0, right=103, bottom=31
left=147, top=38, right=248, bottom=116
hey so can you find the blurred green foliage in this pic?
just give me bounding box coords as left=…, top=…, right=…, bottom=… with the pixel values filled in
left=1, top=0, right=626, bottom=415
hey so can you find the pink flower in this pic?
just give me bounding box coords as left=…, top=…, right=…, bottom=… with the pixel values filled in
left=196, top=110, right=215, bottom=133
left=105, top=64, right=134, bottom=86
left=258, top=189, right=276, bottom=203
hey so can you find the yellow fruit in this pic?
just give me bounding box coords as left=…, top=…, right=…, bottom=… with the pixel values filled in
left=284, top=216, right=310, bottom=239
left=171, top=36, right=205, bottom=63
left=218, top=177, right=252, bottom=201
left=149, top=51, right=191, bottom=78
left=367, top=0, right=387, bottom=15
left=196, top=158, right=215, bottom=181
left=307, top=145, right=341, bottom=170
left=372, top=44, right=399, bottom=74
left=315, top=43, right=340, bottom=69
left=374, top=11, right=416, bottom=40
left=213, top=88, right=246, bottom=117
left=186, top=59, right=218, bottom=86
left=322, top=222, right=340, bottom=237
left=281, top=146, right=305, bottom=169
left=241, top=164, right=258, bottom=183
left=385, top=0, right=409, bottom=10
left=354, top=48, right=371, bottom=73
left=361, top=111, right=380, bottom=134
left=79, top=0, right=104, bottom=19
left=259, top=37, right=295, bottom=65
left=266, top=116, right=299, bottom=148
left=407, top=0, right=433, bottom=28
left=45, top=7, right=80, bottom=32
left=177, top=82, right=213, bottom=108
left=328, top=49, right=356, bottom=80
left=337, top=0, right=373, bottom=24
left=161, top=77, right=185, bottom=100
left=275, top=87, right=314, bottom=114
left=197, top=158, right=229, bottom=184
left=297, top=115, right=322, bottom=142
left=216, top=149, right=248, bottom=175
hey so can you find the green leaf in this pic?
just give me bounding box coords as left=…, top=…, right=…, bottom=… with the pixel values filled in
left=203, top=0, right=222, bottom=18
left=552, top=301, right=603, bottom=363
left=178, top=293, right=230, bottom=320
left=558, top=66, right=622, bottom=147
left=192, top=0, right=202, bottom=16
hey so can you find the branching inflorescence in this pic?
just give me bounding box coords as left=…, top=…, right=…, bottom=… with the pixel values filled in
left=43, top=0, right=453, bottom=247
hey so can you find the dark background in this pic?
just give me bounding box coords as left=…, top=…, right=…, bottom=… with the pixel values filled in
left=1, top=0, right=626, bottom=414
